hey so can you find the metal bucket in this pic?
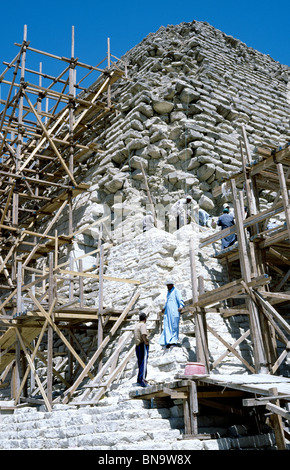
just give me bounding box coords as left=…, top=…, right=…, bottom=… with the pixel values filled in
left=184, top=362, right=206, bottom=376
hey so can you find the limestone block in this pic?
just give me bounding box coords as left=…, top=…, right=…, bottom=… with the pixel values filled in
left=199, top=194, right=215, bottom=211
left=90, top=204, right=105, bottom=217
left=197, top=163, right=215, bottom=181
left=215, top=166, right=229, bottom=181
left=187, top=157, right=200, bottom=171
left=129, top=111, right=149, bottom=123
left=134, top=103, right=154, bottom=119
left=163, top=86, right=176, bottom=100
left=170, top=111, right=187, bottom=122
left=153, top=100, right=174, bottom=114
left=89, top=190, right=102, bottom=203
left=180, top=87, right=200, bottom=103
left=129, top=156, right=148, bottom=170
left=130, top=119, right=144, bottom=131
left=131, top=169, right=143, bottom=181
left=168, top=127, right=183, bottom=144
left=173, top=439, right=204, bottom=450
left=161, top=164, right=176, bottom=175
left=185, top=176, right=199, bottom=188
left=111, top=149, right=127, bottom=164
left=150, top=128, right=168, bottom=143
left=203, top=438, right=232, bottom=450
left=104, top=175, right=125, bottom=193
left=197, top=153, right=220, bottom=165
left=175, top=79, right=189, bottom=93
left=222, top=162, right=241, bottom=173
left=215, top=139, right=238, bottom=153
left=167, top=152, right=179, bottom=164
left=127, top=136, right=150, bottom=152
left=146, top=429, right=181, bottom=441
left=182, top=128, right=203, bottom=143
left=178, top=148, right=193, bottom=161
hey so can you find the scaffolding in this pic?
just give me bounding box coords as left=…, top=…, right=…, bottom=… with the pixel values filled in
left=1, top=27, right=290, bottom=434
left=0, top=26, right=142, bottom=411
left=131, top=134, right=290, bottom=450
left=189, top=130, right=290, bottom=378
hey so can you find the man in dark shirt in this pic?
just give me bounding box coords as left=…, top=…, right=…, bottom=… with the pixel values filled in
left=134, top=313, right=149, bottom=387
left=217, top=206, right=237, bottom=250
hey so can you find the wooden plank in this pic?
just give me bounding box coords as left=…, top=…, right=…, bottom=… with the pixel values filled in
left=58, top=269, right=140, bottom=284
left=14, top=320, right=48, bottom=405
left=92, top=344, right=136, bottom=404
left=163, top=387, right=188, bottom=399
left=97, top=244, right=104, bottom=372
left=82, top=332, right=131, bottom=392
left=267, top=387, right=287, bottom=450
left=190, top=238, right=209, bottom=370
left=195, top=275, right=270, bottom=308
left=189, top=381, right=198, bottom=435
left=15, top=328, right=52, bottom=412
left=243, top=395, right=290, bottom=406
left=27, top=291, right=94, bottom=380
left=254, top=291, right=290, bottom=337
left=61, top=290, right=140, bottom=404
left=207, top=324, right=255, bottom=373
left=266, top=402, right=290, bottom=421
left=212, top=329, right=251, bottom=369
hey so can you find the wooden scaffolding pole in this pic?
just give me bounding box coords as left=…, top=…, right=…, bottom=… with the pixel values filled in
left=61, top=290, right=140, bottom=404
left=230, top=179, right=268, bottom=373
left=0, top=27, right=129, bottom=408
left=189, top=239, right=209, bottom=372
left=98, top=243, right=104, bottom=372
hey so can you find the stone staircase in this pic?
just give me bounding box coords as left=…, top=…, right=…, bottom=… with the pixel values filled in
left=0, top=393, right=279, bottom=450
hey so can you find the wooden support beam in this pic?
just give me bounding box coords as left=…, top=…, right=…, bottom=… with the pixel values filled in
left=97, top=244, right=104, bottom=372
left=23, top=91, right=77, bottom=186
left=91, top=344, right=136, bottom=404
left=14, top=320, right=48, bottom=405
left=189, top=239, right=209, bottom=372
left=58, top=268, right=140, bottom=284
left=230, top=179, right=268, bottom=373
left=27, top=291, right=94, bottom=380
left=207, top=324, right=255, bottom=373
left=276, top=162, right=290, bottom=242
left=61, top=290, right=140, bottom=404
left=23, top=200, right=67, bottom=267
left=266, top=402, right=290, bottom=421
left=254, top=291, right=290, bottom=337
left=15, top=328, right=52, bottom=412
left=80, top=331, right=131, bottom=402
left=212, top=329, right=251, bottom=369
left=163, top=387, right=188, bottom=399
left=189, top=381, right=198, bottom=435
left=267, top=387, right=287, bottom=450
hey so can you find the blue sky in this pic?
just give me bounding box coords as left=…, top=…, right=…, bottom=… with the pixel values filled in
left=0, top=0, right=289, bottom=86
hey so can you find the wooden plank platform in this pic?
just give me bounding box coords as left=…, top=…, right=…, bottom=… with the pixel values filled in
left=181, top=373, right=290, bottom=399
left=129, top=379, right=191, bottom=400
left=130, top=374, right=290, bottom=401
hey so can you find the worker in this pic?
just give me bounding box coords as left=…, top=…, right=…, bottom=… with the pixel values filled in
left=170, top=195, right=193, bottom=230
left=159, top=279, right=185, bottom=349
left=142, top=210, right=155, bottom=232
left=192, top=204, right=211, bottom=227
left=134, top=312, right=150, bottom=387
left=217, top=206, right=237, bottom=250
